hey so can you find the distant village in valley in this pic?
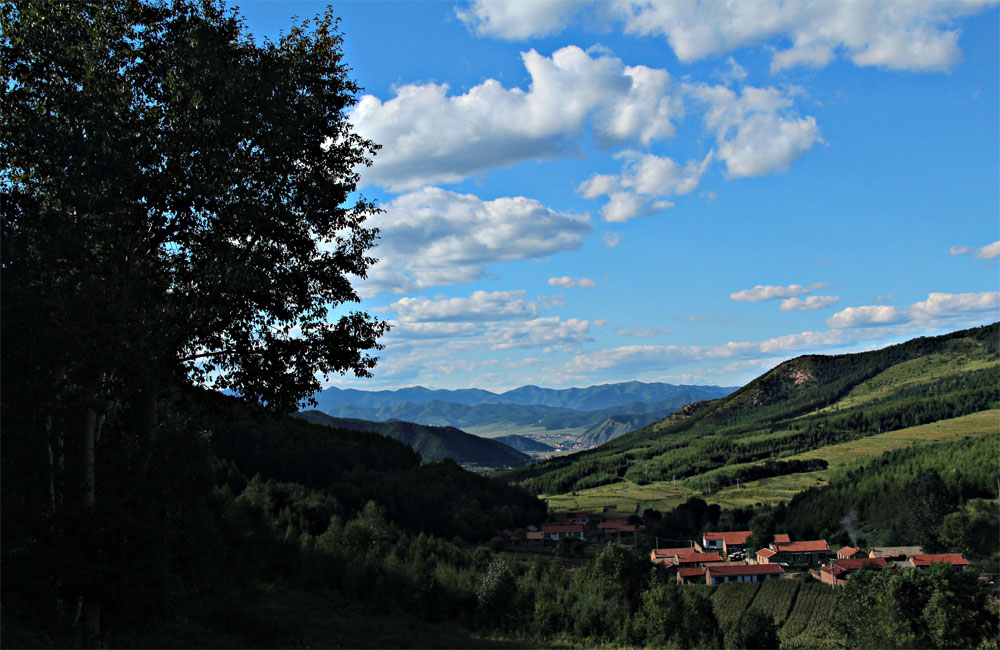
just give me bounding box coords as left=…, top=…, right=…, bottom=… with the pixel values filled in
left=501, top=510, right=975, bottom=588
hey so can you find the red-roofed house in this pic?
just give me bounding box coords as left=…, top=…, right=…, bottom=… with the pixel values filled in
left=773, top=534, right=791, bottom=543
left=701, top=531, right=753, bottom=557
left=673, top=552, right=725, bottom=568
left=705, top=564, right=784, bottom=585
left=650, top=547, right=698, bottom=565
left=541, top=523, right=585, bottom=540
left=756, top=548, right=778, bottom=564
left=677, top=567, right=707, bottom=585
left=525, top=531, right=544, bottom=546
left=819, top=557, right=888, bottom=587
left=837, top=546, right=865, bottom=560
left=553, top=512, right=590, bottom=525
left=769, top=540, right=831, bottom=565
left=599, top=518, right=631, bottom=532
left=908, top=554, right=969, bottom=572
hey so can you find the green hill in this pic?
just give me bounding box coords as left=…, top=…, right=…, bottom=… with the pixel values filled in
left=295, top=411, right=531, bottom=469
left=502, top=323, right=999, bottom=498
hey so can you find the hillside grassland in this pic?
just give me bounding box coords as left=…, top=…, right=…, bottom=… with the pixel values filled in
left=514, top=324, right=999, bottom=507
left=545, top=409, right=999, bottom=513
left=809, top=352, right=998, bottom=415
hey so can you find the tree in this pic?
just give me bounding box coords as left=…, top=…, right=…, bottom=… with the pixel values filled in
left=832, top=564, right=997, bottom=650
left=2, top=1, right=385, bottom=645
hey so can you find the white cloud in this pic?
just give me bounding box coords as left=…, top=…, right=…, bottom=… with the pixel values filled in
left=976, top=241, right=1000, bottom=259
left=459, top=1, right=991, bottom=72
left=950, top=241, right=999, bottom=259
left=907, top=292, right=1000, bottom=320
left=388, top=321, right=484, bottom=340
left=488, top=317, right=592, bottom=350
left=616, top=326, right=672, bottom=337
left=548, top=276, right=596, bottom=288
left=555, top=327, right=869, bottom=378
left=825, top=305, right=908, bottom=328
left=351, top=46, right=682, bottom=191
left=688, top=83, right=822, bottom=179
left=602, top=191, right=674, bottom=222
left=584, top=151, right=709, bottom=221
left=610, top=0, right=991, bottom=72
left=390, top=290, right=540, bottom=322
left=602, top=232, right=622, bottom=248
left=358, top=187, right=590, bottom=297
left=827, top=291, right=1000, bottom=328
left=730, top=281, right=827, bottom=302
left=455, top=0, right=584, bottom=40
left=779, top=295, right=840, bottom=311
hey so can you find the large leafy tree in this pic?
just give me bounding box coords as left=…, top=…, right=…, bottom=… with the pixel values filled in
left=2, top=0, right=385, bottom=645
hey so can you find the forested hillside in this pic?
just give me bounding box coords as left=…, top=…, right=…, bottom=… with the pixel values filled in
left=502, top=323, right=999, bottom=496
left=295, top=410, right=532, bottom=469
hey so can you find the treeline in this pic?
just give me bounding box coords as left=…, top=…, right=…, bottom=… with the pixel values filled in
left=1, top=388, right=546, bottom=646
left=502, top=324, right=998, bottom=495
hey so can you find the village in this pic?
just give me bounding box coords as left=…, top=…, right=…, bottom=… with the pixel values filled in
left=502, top=511, right=972, bottom=588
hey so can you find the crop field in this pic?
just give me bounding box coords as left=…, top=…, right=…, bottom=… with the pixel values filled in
left=778, top=582, right=839, bottom=649
left=708, top=580, right=837, bottom=648
left=748, top=579, right=800, bottom=626
left=711, top=582, right=760, bottom=626
left=545, top=410, right=998, bottom=514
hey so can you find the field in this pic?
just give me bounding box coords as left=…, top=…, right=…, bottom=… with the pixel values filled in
left=545, top=410, right=998, bottom=514
left=707, top=579, right=838, bottom=648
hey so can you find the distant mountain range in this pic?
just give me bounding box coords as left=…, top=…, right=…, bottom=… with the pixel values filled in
left=309, top=381, right=738, bottom=446
left=295, top=411, right=531, bottom=469
left=313, top=381, right=736, bottom=412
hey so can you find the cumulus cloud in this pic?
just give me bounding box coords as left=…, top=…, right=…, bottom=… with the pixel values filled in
left=827, top=291, right=1000, bottom=328
left=390, top=290, right=540, bottom=322
left=825, top=305, right=908, bottom=328
left=688, top=83, right=822, bottom=178
left=488, top=316, right=592, bottom=350
left=952, top=240, right=1000, bottom=260
left=602, top=192, right=674, bottom=222
left=351, top=46, right=682, bottom=190
left=459, top=1, right=991, bottom=72
left=779, top=295, right=840, bottom=311
left=977, top=241, right=1000, bottom=259
left=548, top=276, right=596, bottom=288
left=730, top=281, right=827, bottom=302
left=577, top=149, right=713, bottom=222
left=455, top=0, right=584, bottom=39
left=358, top=187, right=590, bottom=297
left=611, top=0, right=991, bottom=72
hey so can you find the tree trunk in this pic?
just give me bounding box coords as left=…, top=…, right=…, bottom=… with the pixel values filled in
left=81, top=405, right=103, bottom=648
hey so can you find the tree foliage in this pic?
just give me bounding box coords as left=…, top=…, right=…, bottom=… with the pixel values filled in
left=2, top=1, right=386, bottom=645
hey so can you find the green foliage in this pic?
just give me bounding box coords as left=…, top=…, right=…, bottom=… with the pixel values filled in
left=723, top=609, right=779, bottom=650
left=832, top=564, right=998, bottom=649
left=779, top=435, right=999, bottom=552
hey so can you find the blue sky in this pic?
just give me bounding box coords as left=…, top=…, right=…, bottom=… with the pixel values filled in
left=238, top=0, right=999, bottom=391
